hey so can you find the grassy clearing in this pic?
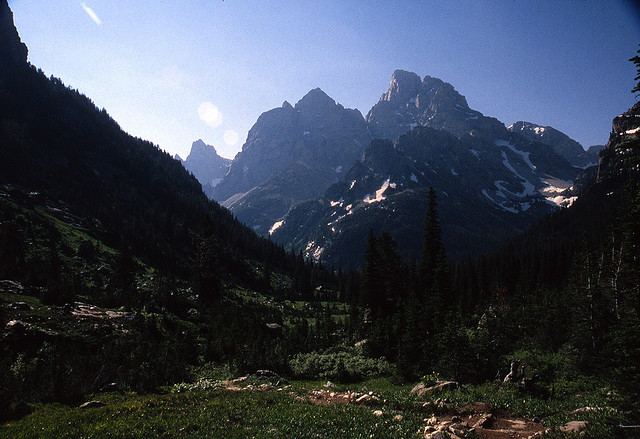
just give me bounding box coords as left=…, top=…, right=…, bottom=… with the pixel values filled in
left=1, top=377, right=634, bottom=439
left=0, top=387, right=422, bottom=439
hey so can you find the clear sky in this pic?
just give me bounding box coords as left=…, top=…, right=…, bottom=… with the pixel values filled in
left=9, top=0, right=640, bottom=160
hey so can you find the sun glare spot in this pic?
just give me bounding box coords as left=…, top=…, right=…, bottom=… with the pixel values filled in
left=224, top=130, right=239, bottom=146
left=198, top=102, right=222, bottom=128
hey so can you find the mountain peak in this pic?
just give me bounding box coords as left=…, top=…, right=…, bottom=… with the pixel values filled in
left=0, top=0, right=28, bottom=69
left=295, top=88, right=337, bottom=112
left=183, top=140, right=231, bottom=195
left=420, top=75, right=469, bottom=110
left=381, top=70, right=422, bottom=103
left=186, top=139, right=223, bottom=161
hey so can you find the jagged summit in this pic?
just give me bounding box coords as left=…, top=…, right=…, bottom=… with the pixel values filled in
left=366, top=70, right=503, bottom=141
left=381, top=70, right=422, bottom=103
left=295, top=87, right=339, bottom=112
left=182, top=139, right=230, bottom=197
left=211, top=88, right=371, bottom=234
left=0, top=0, right=28, bottom=69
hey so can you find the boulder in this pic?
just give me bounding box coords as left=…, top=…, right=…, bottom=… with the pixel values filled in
left=411, top=381, right=458, bottom=397
left=560, top=421, right=588, bottom=435
left=79, top=400, right=106, bottom=409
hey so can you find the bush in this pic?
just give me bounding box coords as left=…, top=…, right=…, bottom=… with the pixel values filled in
left=289, top=348, right=394, bottom=383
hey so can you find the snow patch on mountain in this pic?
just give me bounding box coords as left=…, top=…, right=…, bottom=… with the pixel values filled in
left=500, top=151, right=536, bottom=196
left=364, top=178, right=392, bottom=204
left=268, top=220, right=284, bottom=235
left=540, top=178, right=576, bottom=207
left=496, top=140, right=537, bottom=171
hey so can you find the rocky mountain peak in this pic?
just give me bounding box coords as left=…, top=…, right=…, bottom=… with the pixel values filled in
left=381, top=70, right=422, bottom=104
left=419, top=75, right=469, bottom=110
left=182, top=139, right=231, bottom=197
left=366, top=71, right=503, bottom=140
left=295, top=88, right=338, bottom=113
left=0, top=0, right=28, bottom=69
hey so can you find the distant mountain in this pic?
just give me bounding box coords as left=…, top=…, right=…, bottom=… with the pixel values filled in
left=508, top=121, right=602, bottom=168
left=212, top=88, right=372, bottom=234
left=365, top=70, right=506, bottom=142
left=181, top=139, right=231, bottom=198
left=272, top=72, right=581, bottom=268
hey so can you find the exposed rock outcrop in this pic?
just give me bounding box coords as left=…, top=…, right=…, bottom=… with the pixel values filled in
left=598, top=101, right=640, bottom=186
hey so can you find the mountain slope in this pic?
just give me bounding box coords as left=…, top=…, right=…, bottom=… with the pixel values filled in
left=508, top=121, right=602, bottom=168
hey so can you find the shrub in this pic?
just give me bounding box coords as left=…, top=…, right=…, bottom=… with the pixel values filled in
left=289, top=349, right=394, bottom=383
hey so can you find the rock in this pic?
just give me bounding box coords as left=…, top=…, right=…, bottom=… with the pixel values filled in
left=393, top=414, right=403, bottom=421
left=503, top=359, right=523, bottom=384
left=423, top=430, right=448, bottom=439
left=473, top=413, right=495, bottom=429
left=372, top=409, right=383, bottom=417
left=79, top=400, right=106, bottom=409
left=411, top=381, right=459, bottom=397
left=10, top=302, right=30, bottom=310
left=5, top=320, right=26, bottom=331
left=323, top=381, right=336, bottom=388
left=0, top=280, right=32, bottom=295
left=560, top=421, right=588, bottom=435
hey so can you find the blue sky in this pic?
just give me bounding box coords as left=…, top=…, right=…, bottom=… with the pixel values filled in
left=9, top=0, right=640, bottom=160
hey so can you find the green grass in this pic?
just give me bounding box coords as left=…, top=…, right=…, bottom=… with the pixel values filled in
left=0, top=388, right=423, bottom=439
left=1, top=377, right=636, bottom=439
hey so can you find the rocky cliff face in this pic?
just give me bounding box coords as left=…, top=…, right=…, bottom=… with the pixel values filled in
left=597, top=101, right=640, bottom=185
left=508, top=121, right=601, bottom=168
left=0, top=0, right=28, bottom=73
left=182, top=139, right=230, bottom=197
left=366, top=70, right=506, bottom=141
left=212, top=88, right=372, bottom=234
